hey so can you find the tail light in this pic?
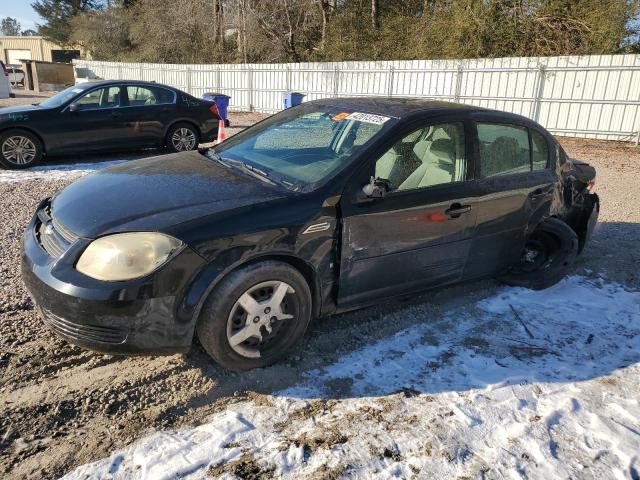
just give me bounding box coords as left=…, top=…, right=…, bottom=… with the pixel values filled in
left=1, top=63, right=8, bottom=77
left=209, top=103, right=220, bottom=117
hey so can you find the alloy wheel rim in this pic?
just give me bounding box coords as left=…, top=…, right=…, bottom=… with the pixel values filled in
left=226, top=280, right=296, bottom=359
left=171, top=128, right=196, bottom=151
left=2, top=136, right=36, bottom=165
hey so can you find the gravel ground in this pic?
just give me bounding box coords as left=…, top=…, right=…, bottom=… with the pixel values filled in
left=0, top=93, right=639, bottom=479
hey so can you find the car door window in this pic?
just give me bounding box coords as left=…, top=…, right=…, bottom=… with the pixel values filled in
left=477, top=123, right=531, bottom=177
left=531, top=130, right=549, bottom=171
left=75, top=87, right=121, bottom=111
left=126, top=86, right=174, bottom=106
left=374, top=122, right=466, bottom=192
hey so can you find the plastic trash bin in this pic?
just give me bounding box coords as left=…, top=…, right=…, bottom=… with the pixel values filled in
left=282, top=91, right=305, bottom=109
left=203, top=92, right=231, bottom=127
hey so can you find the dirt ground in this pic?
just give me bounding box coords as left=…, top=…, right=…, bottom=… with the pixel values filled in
left=0, top=92, right=639, bottom=479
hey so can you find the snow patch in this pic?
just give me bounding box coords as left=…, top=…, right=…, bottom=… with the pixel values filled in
left=61, top=276, right=640, bottom=479
left=0, top=160, right=127, bottom=183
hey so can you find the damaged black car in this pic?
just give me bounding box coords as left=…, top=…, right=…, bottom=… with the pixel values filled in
left=21, top=98, right=599, bottom=371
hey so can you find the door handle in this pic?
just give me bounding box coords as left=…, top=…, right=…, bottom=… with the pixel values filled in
left=445, top=203, right=472, bottom=218
left=111, top=111, right=121, bottom=118
left=530, top=186, right=552, bottom=198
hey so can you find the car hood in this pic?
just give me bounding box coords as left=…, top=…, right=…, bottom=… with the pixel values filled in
left=51, top=151, right=287, bottom=238
left=0, top=104, right=44, bottom=115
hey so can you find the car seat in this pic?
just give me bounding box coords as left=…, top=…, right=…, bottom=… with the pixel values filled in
left=399, top=138, right=455, bottom=190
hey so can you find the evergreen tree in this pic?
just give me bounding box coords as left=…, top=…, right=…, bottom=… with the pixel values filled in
left=31, top=0, right=102, bottom=45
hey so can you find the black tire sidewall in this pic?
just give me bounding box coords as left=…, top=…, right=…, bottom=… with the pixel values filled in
left=0, top=129, right=43, bottom=170
left=501, top=218, right=578, bottom=290
left=165, top=123, right=200, bottom=153
left=196, top=261, right=312, bottom=371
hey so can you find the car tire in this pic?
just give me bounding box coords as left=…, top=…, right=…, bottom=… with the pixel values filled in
left=0, top=129, right=43, bottom=170
left=196, top=261, right=312, bottom=372
left=165, top=123, right=200, bottom=153
left=500, top=217, right=578, bottom=290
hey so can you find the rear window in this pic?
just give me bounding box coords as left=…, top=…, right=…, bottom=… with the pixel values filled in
left=126, top=86, right=174, bottom=106
left=477, top=123, right=550, bottom=177
left=531, top=130, right=549, bottom=170
left=478, top=123, right=530, bottom=177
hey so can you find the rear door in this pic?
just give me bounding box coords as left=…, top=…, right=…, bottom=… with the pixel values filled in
left=120, top=85, right=178, bottom=147
left=337, top=117, right=478, bottom=307
left=463, top=114, right=556, bottom=279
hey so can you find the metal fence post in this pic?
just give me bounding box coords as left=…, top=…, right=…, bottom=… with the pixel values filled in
left=248, top=67, right=254, bottom=111
left=332, top=66, right=340, bottom=97
left=531, top=65, right=546, bottom=122
left=387, top=66, right=395, bottom=97
left=216, top=68, right=222, bottom=92
left=139, top=64, right=144, bottom=81
left=454, top=64, right=464, bottom=102
left=117, top=65, right=123, bottom=80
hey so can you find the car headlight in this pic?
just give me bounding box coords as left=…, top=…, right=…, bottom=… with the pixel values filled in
left=76, top=232, right=183, bottom=281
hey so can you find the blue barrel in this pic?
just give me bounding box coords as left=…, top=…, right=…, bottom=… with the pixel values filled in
left=282, top=91, right=305, bottom=109
left=203, top=92, right=231, bottom=127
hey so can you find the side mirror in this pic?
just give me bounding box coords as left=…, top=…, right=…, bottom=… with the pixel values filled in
left=68, top=103, right=79, bottom=112
left=358, top=176, right=391, bottom=203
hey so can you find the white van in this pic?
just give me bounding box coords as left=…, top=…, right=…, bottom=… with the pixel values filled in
left=0, top=62, right=14, bottom=99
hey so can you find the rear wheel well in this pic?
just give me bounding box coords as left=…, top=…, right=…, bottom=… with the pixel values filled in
left=165, top=121, right=201, bottom=145
left=0, top=127, right=46, bottom=154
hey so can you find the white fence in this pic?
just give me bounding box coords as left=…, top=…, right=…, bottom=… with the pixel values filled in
left=74, top=54, right=640, bottom=142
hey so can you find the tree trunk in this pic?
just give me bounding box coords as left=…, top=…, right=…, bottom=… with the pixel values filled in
left=317, top=0, right=330, bottom=49
left=371, top=0, right=379, bottom=29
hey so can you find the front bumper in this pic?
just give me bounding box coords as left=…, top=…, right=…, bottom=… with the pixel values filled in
left=21, top=204, right=207, bottom=355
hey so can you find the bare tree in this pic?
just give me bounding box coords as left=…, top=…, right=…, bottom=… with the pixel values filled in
left=371, top=0, right=379, bottom=29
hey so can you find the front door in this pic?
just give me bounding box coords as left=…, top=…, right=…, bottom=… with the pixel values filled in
left=338, top=120, right=478, bottom=307
left=56, top=85, right=126, bottom=152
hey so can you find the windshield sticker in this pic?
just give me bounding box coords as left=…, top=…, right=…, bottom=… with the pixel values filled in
left=345, top=112, right=390, bottom=125
left=331, top=112, right=350, bottom=121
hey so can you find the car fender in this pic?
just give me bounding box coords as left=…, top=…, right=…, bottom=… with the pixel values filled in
left=175, top=250, right=324, bottom=330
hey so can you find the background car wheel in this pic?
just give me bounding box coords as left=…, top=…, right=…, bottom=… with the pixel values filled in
left=166, top=123, right=200, bottom=153
left=0, top=129, right=43, bottom=170
left=500, top=217, right=578, bottom=290
left=196, top=261, right=312, bottom=372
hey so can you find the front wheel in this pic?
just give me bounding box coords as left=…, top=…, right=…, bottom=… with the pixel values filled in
left=165, top=123, right=200, bottom=153
left=0, top=129, right=43, bottom=169
left=196, top=261, right=312, bottom=371
left=500, top=218, right=578, bottom=290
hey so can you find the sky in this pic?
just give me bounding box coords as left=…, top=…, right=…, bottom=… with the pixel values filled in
left=0, top=0, right=41, bottom=31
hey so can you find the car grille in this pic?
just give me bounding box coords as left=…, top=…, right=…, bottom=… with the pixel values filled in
left=40, top=307, right=128, bottom=345
left=35, top=204, right=78, bottom=258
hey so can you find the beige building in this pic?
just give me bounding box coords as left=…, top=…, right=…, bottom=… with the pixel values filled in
left=0, top=36, right=83, bottom=65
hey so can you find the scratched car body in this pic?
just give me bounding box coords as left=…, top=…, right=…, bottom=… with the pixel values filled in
left=22, top=98, right=599, bottom=371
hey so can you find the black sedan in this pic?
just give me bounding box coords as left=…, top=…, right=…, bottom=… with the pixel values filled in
left=0, top=80, right=220, bottom=169
left=21, top=98, right=599, bottom=371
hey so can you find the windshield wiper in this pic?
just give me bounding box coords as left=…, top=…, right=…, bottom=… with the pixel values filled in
left=205, top=149, right=298, bottom=189
left=205, top=149, right=233, bottom=169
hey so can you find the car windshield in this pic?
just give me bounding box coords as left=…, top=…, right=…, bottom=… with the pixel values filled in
left=39, top=84, right=91, bottom=108
left=214, top=104, right=397, bottom=191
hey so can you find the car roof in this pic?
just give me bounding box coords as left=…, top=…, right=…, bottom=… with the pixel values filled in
left=307, top=96, right=536, bottom=124
left=78, top=80, right=176, bottom=90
